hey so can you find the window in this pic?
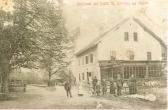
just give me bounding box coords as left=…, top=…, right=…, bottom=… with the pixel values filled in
left=112, top=68, right=118, bottom=80
left=124, top=32, right=129, bottom=41
left=147, top=52, right=152, bottom=60
left=90, top=54, right=93, bottom=63
left=149, top=65, right=161, bottom=77
left=127, top=50, right=134, bottom=60
left=137, top=66, right=146, bottom=78
left=133, top=32, right=138, bottom=41
left=162, top=53, right=167, bottom=61
left=85, top=56, right=88, bottom=64
left=110, top=51, right=116, bottom=60
left=124, top=67, right=129, bottom=79
left=82, top=73, right=84, bottom=80
left=88, top=72, right=91, bottom=77
left=124, top=66, right=146, bottom=79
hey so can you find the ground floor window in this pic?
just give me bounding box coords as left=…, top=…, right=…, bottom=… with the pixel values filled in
left=82, top=73, right=84, bottom=80
left=112, top=67, right=121, bottom=79
left=148, top=65, right=161, bottom=77
left=124, top=66, right=146, bottom=79
left=100, top=63, right=163, bottom=80
left=101, top=69, right=110, bottom=80
left=87, top=72, right=92, bottom=82
left=124, top=67, right=129, bottom=79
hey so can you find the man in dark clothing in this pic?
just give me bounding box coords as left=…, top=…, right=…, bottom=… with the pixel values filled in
left=110, top=81, right=115, bottom=94
left=64, top=81, right=72, bottom=98
left=96, top=82, right=101, bottom=96
left=117, top=80, right=122, bottom=96
left=129, top=74, right=137, bottom=94
left=92, top=76, right=98, bottom=94
left=101, top=79, right=107, bottom=95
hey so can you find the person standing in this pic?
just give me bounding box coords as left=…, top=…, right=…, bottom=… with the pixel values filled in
left=117, top=79, right=122, bottom=96
left=92, top=76, right=98, bottom=94
left=110, top=81, right=115, bottom=94
left=96, top=81, right=101, bottom=96
left=64, top=81, right=72, bottom=98
left=113, top=81, right=118, bottom=96
left=101, top=79, right=107, bottom=95
left=129, top=74, right=137, bottom=94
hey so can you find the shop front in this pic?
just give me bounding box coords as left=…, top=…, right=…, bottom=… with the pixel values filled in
left=99, top=60, right=166, bottom=81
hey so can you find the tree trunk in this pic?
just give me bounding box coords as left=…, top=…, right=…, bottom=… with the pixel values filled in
left=2, top=72, right=9, bottom=98
left=0, top=55, right=10, bottom=99
left=48, top=68, right=52, bottom=86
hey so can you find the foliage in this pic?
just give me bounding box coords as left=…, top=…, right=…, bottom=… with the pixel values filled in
left=0, top=0, right=68, bottom=92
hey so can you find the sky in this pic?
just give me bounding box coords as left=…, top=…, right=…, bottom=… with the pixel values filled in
left=1, top=0, right=167, bottom=51
left=63, top=0, right=168, bottom=51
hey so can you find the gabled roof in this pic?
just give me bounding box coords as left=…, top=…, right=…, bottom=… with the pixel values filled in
left=133, top=18, right=167, bottom=48
left=76, top=17, right=167, bottom=56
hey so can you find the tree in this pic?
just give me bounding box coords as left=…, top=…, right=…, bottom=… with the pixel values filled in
left=0, top=0, right=68, bottom=95
left=39, top=48, right=68, bottom=86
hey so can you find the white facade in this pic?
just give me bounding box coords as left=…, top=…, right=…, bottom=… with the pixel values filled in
left=75, top=18, right=166, bottom=83
left=98, top=19, right=162, bottom=61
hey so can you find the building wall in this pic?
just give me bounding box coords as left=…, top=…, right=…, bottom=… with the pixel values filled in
left=97, top=19, right=163, bottom=61
left=75, top=46, right=101, bottom=82
left=75, top=19, right=165, bottom=83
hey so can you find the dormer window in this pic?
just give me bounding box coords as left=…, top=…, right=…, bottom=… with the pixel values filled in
left=133, top=32, right=138, bottom=41
left=124, top=32, right=129, bottom=41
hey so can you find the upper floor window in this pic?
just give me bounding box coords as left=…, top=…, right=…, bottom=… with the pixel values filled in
left=124, top=32, right=129, bottom=41
left=127, top=50, right=134, bottom=60
left=85, top=56, right=89, bottom=64
left=133, top=32, right=138, bottom=41
left=147, top=52, right=152, bottom=60
left=110, top=51, right=116, bottom=60
left=90, top=54, right=93, bottom=63
left=162, top=53, right=167, bottom=61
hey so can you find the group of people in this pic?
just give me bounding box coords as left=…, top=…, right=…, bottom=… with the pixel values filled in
left=91, top=75, right=137, bottom=96
left=92, top=76, right=108, bottom=96
left=64, top=75, right=137, bottom=98
left=109, top=80, right=123, bottom=96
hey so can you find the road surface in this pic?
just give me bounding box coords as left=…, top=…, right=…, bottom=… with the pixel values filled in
left=0, top=85, right=167, bottom=109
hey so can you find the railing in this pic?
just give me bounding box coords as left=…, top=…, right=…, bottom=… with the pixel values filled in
left=9, top=82, right=26, bottom=92
left=0, top=82, right=26, bottom=93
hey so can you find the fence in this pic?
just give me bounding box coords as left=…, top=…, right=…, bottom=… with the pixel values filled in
left=0, top=81, right=26, bottom=93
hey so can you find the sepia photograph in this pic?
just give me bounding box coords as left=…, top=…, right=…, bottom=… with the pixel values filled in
left=0, top=0, right=167, bottom=109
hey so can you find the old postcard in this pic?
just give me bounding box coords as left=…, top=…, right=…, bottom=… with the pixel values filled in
left=0, top=0, right=167, bottom=109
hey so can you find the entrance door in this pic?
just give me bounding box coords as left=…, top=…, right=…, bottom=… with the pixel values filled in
left=87, top=72, right=92, bottom=82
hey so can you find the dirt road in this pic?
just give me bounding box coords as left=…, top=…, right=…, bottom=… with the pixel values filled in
left=0, top=85, right=166, bottom=109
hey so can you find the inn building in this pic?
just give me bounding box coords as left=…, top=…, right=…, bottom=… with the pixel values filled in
left=75, top=17, right=167, bottom=83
